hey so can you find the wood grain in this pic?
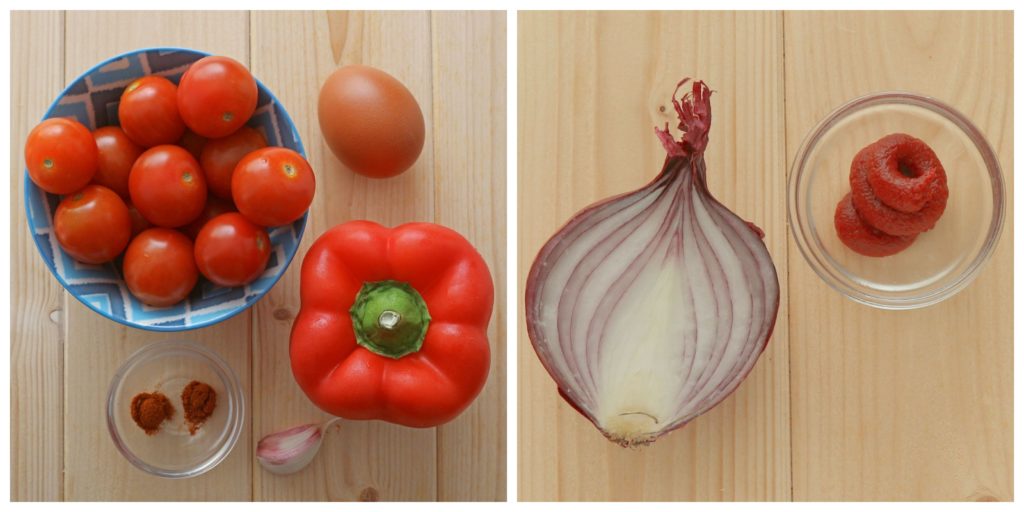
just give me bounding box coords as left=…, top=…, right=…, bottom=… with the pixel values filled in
left=518, top=9, right=1013, bottom=502
left=11, top=10, right=505, bottom=502
left=517, top=11, right=791, bottom=501
left=430, top=11, right=508, bottom=502
left=251, top=10, right=439, bottom=502
left=783, top=11, right=1013, bottom=501
left=10, top=10, right=66, bottom=502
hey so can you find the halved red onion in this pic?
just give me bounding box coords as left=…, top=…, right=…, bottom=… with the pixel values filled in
left=525, top=79, right=780, bottom=447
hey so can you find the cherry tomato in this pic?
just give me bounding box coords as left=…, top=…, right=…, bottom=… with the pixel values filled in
left=126, top=202, right=152, bottom=237
left=232, top=147, right=315, bottom=226
left=118, top=76, right=186, bottom=147
left=25, top=117, right=98, bottom=194
left=123, top=228, right=198, bottom=307
left=129, top=145, right=207, bottom=228
left=181, top=195, right=236, bottom=240
left=92, top=126, right=143, bottom=199
left=177, top=56, right=258, bottom=138
left=194, top=212, right=271, bottom=287
left=199, top=126, right=267, bottom=199
left=179, top=129, right=208, bottom=160
left=54, top=185, right=131, bottom=264
left=317, top=65, right=425, bottom=178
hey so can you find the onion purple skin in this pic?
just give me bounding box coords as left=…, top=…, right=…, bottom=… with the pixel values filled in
left=524, top=79, right=780, bottom=447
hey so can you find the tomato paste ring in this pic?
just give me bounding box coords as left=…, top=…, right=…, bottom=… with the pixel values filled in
left=850, top=147, right=948, bottom=236
left=834, top=193, right=917, bottom=257
left=863, top=133, right=947, bottom=213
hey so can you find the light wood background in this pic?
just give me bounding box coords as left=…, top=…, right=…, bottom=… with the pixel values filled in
left=11, top=10, right=506, bottom=501
left=518, top=11, right=1012, bottom=501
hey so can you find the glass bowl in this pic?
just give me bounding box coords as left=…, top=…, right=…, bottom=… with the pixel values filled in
left=24, top=47, right=307, bottom=331
left=106, top=339, right=244, bottom=478
left=788, top=91, right=1004, bottom=309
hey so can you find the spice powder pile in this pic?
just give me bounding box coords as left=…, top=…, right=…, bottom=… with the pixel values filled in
left=130, top=392, right=174, bottom=435
left=182, top=380, right=217, bottom=435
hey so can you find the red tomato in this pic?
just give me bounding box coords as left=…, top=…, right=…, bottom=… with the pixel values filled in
left=118, top=76, right=186, bottom=147
left=177, top=56, right=258, bottom=138
left=123, top=228, right=198, bottom=307
left=178, top=129, right=208, bottom=160
left=25, top=117, right=98, bottom=194
left=232, top=147, right=315, bottom=226
left=92, top=126, right=143, bottom=199
left=129, top=145, right=207, bottom=228
left=54, top=185, right=131, bottom=264
left=194, top=212, right=271, bottom=287
left=199, top=127, right=267, bottom=199
left=126, top=203, right=152, bottom=238
left=181, top=195, right=236, bottom=240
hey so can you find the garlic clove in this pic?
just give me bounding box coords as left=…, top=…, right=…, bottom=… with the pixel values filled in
left=257, top=423, right=325, bottom=475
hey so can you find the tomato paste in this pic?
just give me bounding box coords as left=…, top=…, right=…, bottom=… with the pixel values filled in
left=835, top=133, right=948, bottom=256
left=834, top=193, right=917, bottom=257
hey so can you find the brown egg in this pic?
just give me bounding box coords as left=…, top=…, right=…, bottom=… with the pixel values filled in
left=317, top=65, right=425, bottom=179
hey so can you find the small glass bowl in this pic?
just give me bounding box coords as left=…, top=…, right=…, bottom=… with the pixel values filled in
left=106, top=339, right=244, bottom=478
left=788, top=91, right=1004, bottom=309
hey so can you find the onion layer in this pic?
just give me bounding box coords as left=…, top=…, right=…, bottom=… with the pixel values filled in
left=525, top=79, right=780, bottom=447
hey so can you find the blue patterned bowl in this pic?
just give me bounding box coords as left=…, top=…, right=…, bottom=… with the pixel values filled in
left=24, top=48, right=307, bottom=331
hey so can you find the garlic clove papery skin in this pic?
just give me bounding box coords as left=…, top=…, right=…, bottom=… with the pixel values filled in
left=257, top=423, right=324, bottom=475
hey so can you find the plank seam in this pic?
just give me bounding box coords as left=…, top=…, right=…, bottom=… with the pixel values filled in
left=779, top=10, right=796, bottom=503
left=426, top=10, right=442, bottom=503
left=59, top=10, right=68, bottom=501
left=246, top=11, right=256, bottom=502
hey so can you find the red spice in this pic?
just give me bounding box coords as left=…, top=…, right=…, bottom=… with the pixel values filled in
left=181, top=380, right=217, bottom=435
left=130, top=391, right=174, bottom=435
left=836, top=133, right=949, bottom=256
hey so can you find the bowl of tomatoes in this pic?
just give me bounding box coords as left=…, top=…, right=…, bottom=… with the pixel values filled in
left=23, top=47, right=314, bottom=331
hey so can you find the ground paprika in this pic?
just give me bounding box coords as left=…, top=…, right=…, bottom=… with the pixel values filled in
left=130, top=391, right=174, bottom=435
left=181, top=380, right=217, bottom=435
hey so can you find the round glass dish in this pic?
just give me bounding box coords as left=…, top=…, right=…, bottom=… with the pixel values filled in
left=788, top=91, right=1004, bottom=309
left=106, top=339, right=244, bottom=478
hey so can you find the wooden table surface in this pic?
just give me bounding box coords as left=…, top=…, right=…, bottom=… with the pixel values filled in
left=518, top=11, right=1012, bottom=501
left=11, top=10, right=506, bottom=501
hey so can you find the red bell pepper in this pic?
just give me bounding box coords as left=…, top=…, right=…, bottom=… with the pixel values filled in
left=290, top=220, right=493, bottom=427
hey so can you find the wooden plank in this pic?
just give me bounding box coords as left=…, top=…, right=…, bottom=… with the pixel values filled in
left=517, top=11, right=790, bottom=501
left=250, top=11, right=439, bottom=501
left=10, top=10, right=65, bottom=502
left=61, top=11, right=253, bottom=501
left=784, top=11, right=1013, bottom=501
left=430, top=11, right=507, bottom=502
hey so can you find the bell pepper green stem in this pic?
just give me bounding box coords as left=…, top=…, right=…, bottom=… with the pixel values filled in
left=350, top=280, right=430, bottom=359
